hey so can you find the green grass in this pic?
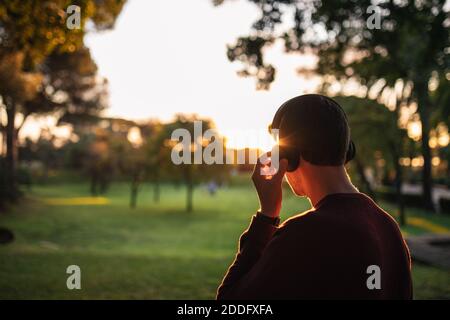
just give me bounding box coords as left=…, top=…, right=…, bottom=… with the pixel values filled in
left=0, top=182, right=449, bottom=299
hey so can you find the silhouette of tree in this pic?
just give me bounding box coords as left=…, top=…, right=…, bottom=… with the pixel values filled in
left=0, top=0, right=126, bottom=200
left=114, top=136, right=147, bottom=209
left=163, top=115, right=229, bottom=212
left=335, top=96, right=409, bottom=225
left=140, top=120, right=167, bottom=204
left=216, top=0, right=449, bottom=210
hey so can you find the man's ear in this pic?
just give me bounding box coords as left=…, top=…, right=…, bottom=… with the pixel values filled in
left=293, top=155, right=304, bottom=171
left=285, top=166, right=304, bottom=197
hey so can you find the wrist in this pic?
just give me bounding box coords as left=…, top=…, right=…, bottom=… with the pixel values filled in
left=259, top=211, right=279, bottom=218
left=259, top=207, right=280, bottom=218
left=256, top=210, right=281, bottom=226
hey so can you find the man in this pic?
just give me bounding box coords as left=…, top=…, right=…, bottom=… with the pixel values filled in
left=217, top=94, right=412, bottom=300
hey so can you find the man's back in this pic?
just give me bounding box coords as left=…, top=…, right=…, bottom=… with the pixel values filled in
left=217, top=192, right=412, bottom=300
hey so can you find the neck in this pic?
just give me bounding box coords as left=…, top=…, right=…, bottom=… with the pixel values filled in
left=302, top=165, right=359, bottom=208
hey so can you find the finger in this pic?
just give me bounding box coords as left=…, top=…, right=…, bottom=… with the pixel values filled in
left=258, top=152, right=271, bottom=166
left=259, top=152, right=277, bottom=178
left=253, top=152, right=269, bottom=178
left=252, top=157, right=264, bottom=180
left=272, top=158, right=288, bottom=182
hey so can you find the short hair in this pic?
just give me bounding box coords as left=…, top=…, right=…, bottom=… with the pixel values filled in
left=272, top=94, right=351, bottom=166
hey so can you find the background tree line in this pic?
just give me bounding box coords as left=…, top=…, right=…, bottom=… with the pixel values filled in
left=0, top=0, right=127, bottom=205
left=17, top=114, right=232, bottom=212
left=215, top=0, right=450, bottom=219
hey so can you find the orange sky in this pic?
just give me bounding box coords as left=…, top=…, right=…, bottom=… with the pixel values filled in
left=21, top=0, right=321, bottom=150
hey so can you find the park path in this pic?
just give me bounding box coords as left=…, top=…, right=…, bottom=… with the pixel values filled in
left=402, top=183, right=450, bottom=212
left=406, top=234, right=450, bottom=269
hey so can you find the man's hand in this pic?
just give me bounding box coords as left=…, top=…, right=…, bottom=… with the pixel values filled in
left=252, top=155, right=288, bottom=218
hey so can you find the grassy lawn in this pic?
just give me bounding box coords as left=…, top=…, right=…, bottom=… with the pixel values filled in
left=0, top=181, right=449, bottom=299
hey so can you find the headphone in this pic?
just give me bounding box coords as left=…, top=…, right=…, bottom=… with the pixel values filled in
left=269, top=95, right=356, bottom=172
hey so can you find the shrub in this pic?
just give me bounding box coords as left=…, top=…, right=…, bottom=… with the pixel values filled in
left=439, top=198, right=450, bottom=215
left=375, top=187, right=425, bottom=209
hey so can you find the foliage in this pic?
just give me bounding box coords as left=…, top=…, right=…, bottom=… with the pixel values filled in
left=334, top=95, right=407, bottom=169
left=216, top=0, right=449, bottom=210
left=162, top=114, right=231, bottom=211
left=217, top=0, right=449, bottom=91
left=0, top=0, right=127, bottom=204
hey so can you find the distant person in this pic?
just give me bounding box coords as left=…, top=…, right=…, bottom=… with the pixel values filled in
left=207, top=181, right=218, bottom=196
left=217, top=94, right=412, bottom=300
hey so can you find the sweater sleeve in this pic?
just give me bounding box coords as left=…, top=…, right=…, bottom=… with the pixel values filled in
left=216, top=214, right=278, bottom=300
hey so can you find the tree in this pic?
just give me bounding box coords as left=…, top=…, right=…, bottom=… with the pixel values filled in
left=19, top=133, right=61, bottom=184
left=46, top=47, right=109, bottom=120
left=140, top=120, right=167, bottom=203
left=0, top=52, right=42, bottom=199
left=164, top=115, right=230, bottom=212
left=0, top=0, right=126, bottom=200
left=335, top=96, right=409, bottom=225
left=87, top=130, right=114, bottom=196
left=116, top=139, right=147, bottom=209
left=216, top=0, right=449, bottom=211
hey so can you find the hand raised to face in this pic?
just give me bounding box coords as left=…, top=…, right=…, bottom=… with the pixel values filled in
left=251, top=154, right=288, bottom=218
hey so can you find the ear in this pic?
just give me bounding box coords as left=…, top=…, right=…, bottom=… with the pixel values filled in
left=286, top=169, right=304, bottom=197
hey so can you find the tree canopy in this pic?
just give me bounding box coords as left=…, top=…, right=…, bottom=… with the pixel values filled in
left=216, top=0, right=449, bottom=210
left=0, top=0, right=127, bottom=201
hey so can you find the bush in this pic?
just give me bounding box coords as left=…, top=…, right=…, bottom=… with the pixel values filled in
left=439, top=198, right=450, bottom=215
left=0, top=158, right=22, bottom=208
left=375, top=187, right=426, bottom=209
left=0, top=158, right=8, bottom=208
left=17, top=165, right=32, bottom=189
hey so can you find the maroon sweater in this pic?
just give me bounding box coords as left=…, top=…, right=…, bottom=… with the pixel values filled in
left=217, top=193, right=412, bottom=300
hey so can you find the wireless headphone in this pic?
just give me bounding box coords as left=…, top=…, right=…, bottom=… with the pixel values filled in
left=269, top=95, right=356, bottom=172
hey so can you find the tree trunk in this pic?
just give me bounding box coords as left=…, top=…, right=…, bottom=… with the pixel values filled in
left=185, top=167, right=193, bottom=212
left=416, top=82, right=434, bottom=211
left=130, top=181, right=139, bottom=209
left=186, top=182, right=193, bottom=212
left=5, top=101, right=18, bottom=198
left=154, top=180, right=160, bottom=203
left=354, top=156, right=376, bottom=201
left=1, top=128, right=4, bottom=156
left=90, top=169, right=98, bottom=196
left=0, top=118, right=5, bottom=156
left=395, top=164, right=406, bottom=226
left=390, top=145, right=406, bottom=226
left=153, top=171, right=160, bottom=203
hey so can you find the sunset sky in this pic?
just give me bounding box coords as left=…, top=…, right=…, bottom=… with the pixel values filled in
left=13, top=0, right=449, bottom=151
left=82, top=0, right=319, bottom=148
left=17, top=0, right=322, bottom=150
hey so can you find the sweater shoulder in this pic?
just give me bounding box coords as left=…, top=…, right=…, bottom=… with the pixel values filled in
left=278, top=209, right=323, bottom=233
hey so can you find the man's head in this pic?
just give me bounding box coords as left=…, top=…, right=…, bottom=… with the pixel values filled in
left=270, top=94, right=355, bottom=196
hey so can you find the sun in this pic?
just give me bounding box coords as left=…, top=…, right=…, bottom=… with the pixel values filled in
left=221, top=128, right=277, bottom=151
